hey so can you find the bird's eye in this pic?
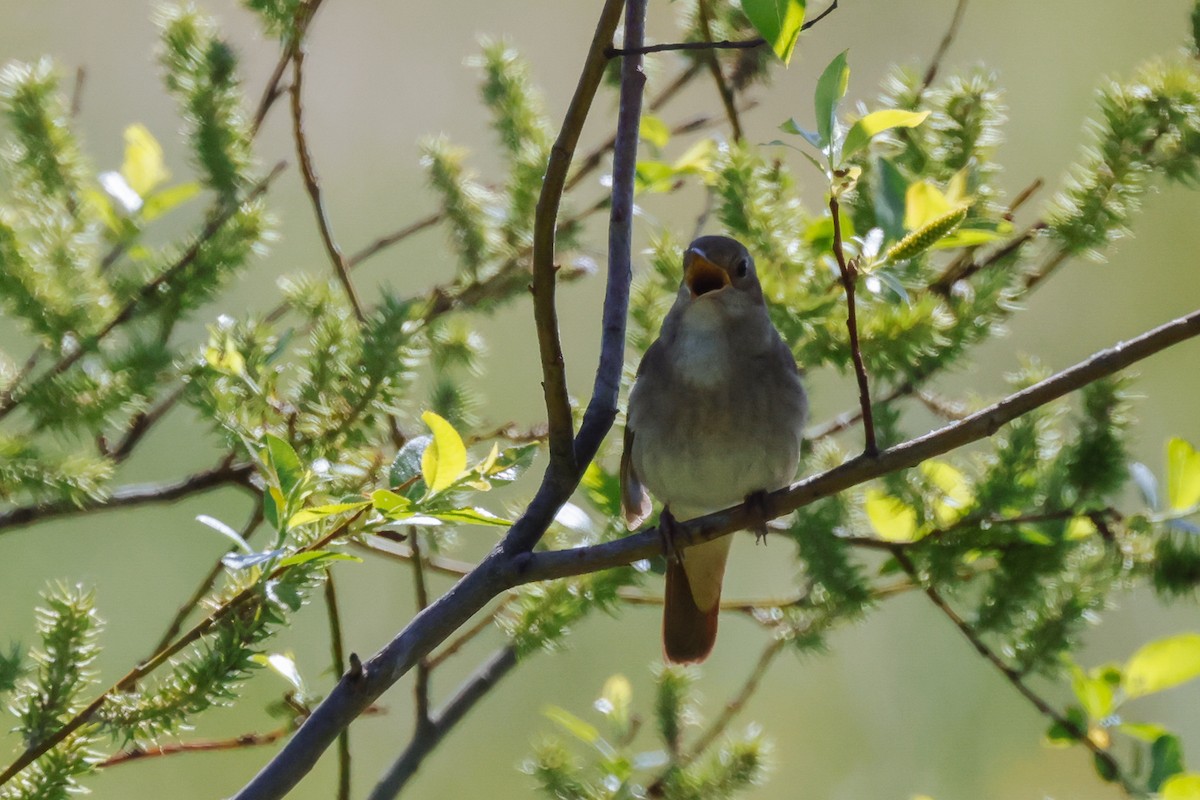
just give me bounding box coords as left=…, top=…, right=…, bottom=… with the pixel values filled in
left=735, top=258, right=749, bottom=278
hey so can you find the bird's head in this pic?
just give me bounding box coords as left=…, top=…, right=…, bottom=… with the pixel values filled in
left=681, top=235, right=763, bottom=308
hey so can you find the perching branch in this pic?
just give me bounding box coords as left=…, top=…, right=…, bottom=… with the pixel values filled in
left=829, top=194, right=878, bottom=456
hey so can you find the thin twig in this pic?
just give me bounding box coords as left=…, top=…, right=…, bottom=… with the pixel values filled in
left=69, top=67, right=86, bottom=117
left=100, top=723, right=295, bottom=768
left=605, top=0, right=839, bottom=58
left=365, top=647, right=518, bottom=800
left=0, top=162, right=287, bottom=420
left=289, top=8, right=366, bottom=323
left=252, top=46, right=292, bottom=136
left=829, top=194, right=878, bottom=456
left=324, top=573, right=351, bottom=800
left=426, top=599, right=512, bottom=670
left=697, top=0, right=743, bottom=141
left=0, top=460, right=254, bottom=535
left=921, top=0, right=969, bottom=92
left=686, top=637, right=786, bottom=758
left=0, top=509, right=366, bottom=787
left=109, top=385, right=189, bottom=461
left=890, top=547, right=1135, bottom=794
left=152, top=501, right=265, bottom=654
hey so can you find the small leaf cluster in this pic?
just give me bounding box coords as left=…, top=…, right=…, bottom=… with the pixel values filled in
left=527, top=668, right=767, bottom=800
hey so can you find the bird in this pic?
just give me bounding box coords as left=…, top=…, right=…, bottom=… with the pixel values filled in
left=621, top=235, right=808, bottom=663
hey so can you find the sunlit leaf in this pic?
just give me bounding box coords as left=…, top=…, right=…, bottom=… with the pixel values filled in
left=779, top=118, right=824, bottom=150
left=543, top=705, right=600, bottom=744
left=1167, top=438, right=1200, bottom=510
left=223, top=549, right=284, bottom=571
left=372, top=489, right=413, bottom=517
left=903, top=180, right=954, bottom=231
left=1069, top=663, right=1117, bottom=719
left=865, top=489, right=919, bottom=542
left=263, top=434, right=305, bottom=498
left=1151, top=734, right=1186, bottom=792
left=813, top=50, right=849, bottom=149
left=919, top=460, right=972, bottom=526
left=842, top=109, right=930, bottom=159
left=288, top=501, right=370, bottom=529
left=1124, top=633, right=1200, bottom=698
left=121, top=123, right=170, bottom=196
left=596, top=674, right=632, bottom=732
left=673, top=138, right=718, bottom=175
left=1065, top=516, right=1098, bottom=541
left=420, top=507, right=511, bottom=527
left=639, top=114, right=671, bottom=150
left=420, top=410, right=467, bottom=495
left=141, top=180, right=201, bottom=221
left=742, top=0, right=806, bottom=64
left=1162, top=774, right=1200, bottom=800
left=635, top=160, right=679, bottom=194
left=275, top=550, right=361, bottom=569
left=196, top=514, right=252, bottom=553
left=1118, top=721, right=1169, bottom=742
left=251, top=652, right=305, bottom=691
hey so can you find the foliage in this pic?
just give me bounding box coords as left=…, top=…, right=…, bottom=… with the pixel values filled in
left=0, top=1, right=1199, bottom=799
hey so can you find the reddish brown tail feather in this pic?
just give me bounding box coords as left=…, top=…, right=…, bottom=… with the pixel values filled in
left=662, top=558, right=720, bottom=663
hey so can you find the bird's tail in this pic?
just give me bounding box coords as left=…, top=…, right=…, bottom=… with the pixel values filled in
left=662, top=537, right=731, bottom=663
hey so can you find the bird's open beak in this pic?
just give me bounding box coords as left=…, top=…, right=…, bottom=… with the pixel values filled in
left=684, top=249, right=731, bottom=298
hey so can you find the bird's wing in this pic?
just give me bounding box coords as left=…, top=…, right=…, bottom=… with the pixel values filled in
left=620, top=426, right=652, bottom=530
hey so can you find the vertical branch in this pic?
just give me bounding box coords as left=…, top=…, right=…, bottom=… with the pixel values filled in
left=829, top=195, right=878, bottom=456
left=409, top=529, right=432, bottom=729
left=289, top=3, right=367, bottom=324
left=324, top=573, right=351, bottom=800
left=697, top=0, right=743, bottom=141
left=921, top=0, right=969, bottom=92
left=574, top=0, right=647, bottom=458
left=530, top=0, right=627, bottom=481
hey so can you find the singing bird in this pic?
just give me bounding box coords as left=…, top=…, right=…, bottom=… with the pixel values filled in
left=621, top=235, right=807, bottom=663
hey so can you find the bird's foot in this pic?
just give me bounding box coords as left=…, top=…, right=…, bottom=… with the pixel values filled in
left=745, top=490, right=771, bottom=545
left=658, top=506, right=689, bottom=564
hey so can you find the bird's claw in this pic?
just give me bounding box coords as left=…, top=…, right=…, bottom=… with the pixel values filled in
left=745, top=490, right=770, bottom=545
left=659, top=507, right=687, bottom=564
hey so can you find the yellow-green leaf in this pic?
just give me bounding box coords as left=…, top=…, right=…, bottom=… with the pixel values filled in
left=919, top=460, right=972, bottom=526
left=1163, top=774, right=1200, bottom=800
left=543, top=705, right=600, bottom=744
left=842, top=109, right=931, bottom=159
left=121, top=123, right=170, bottom=197
left=639, top=114, right=671, bottom=150
left=1167, top=438, right=1200, bottom=510
left=288, top=501, right=370, bottom=529
left=420, top=411, right=467, bottom=495
left=1069, top=664, right=1115, bottom=720
left=865, top=489, right=920, bottom=542
left=599, top=674, right=632, bottom=729
left=904, top=179, right=953, bottom=231
left=742, top=0, right=807, bottom=64
left=371, top=489, right=412, bottom=516
left=1065, top=515, right=1098, bottom=541
left=141, top=181, right=201, bottom=221
left=1124, top=633, right=1200, bottom=698
left=673, top=138, right=718, bottom=175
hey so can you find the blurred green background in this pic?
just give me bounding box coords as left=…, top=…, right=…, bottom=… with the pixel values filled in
left=2, top=1, right=1200, bottom=798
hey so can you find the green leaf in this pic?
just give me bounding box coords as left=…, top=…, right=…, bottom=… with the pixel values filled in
left=1069, top=663, right=1117, bottom=720
left=671, top=138, right=718, bottom=175
left=813, top=50, right=849, bottom=149
left=263, top=433, right=305, bottom=498
left=1151, top=734, right=1186, bottom=792
left=1163, top=774, right=1200, bottom=800
left=196, top=514, right=252, bottom=553
left=742, top=0, right=806, bottom=64
left=543, top=705, right=600, bottom=744
left=1124, top=633, right=1200, bottom=698
left=275, top=551, right=361, bottom=569
left=420, top=411, right=467, bottom=495
left=639, top=115, right=670, bottom=150
left=487, top=442, right=538, bottom=486
left=635, top=161, right=679, bottom=194
left=930, top=227, right=1006, bottom=249
left=872, top=157, right=908, bottom=240
left=779, top=118, right=824, bottom=150
left=864, top=489, right=920, bottom=542
left=1065, top=515, right=1098, bottom=541
left=288, top=501, right=370, bottom=529
left=391, top=436, right=431, bottom=488
left=251, top=652, right=306, bottom=692
left=1167, top=438, right=1200, bottom=510
left=141, top=180, right=201, bottom=221
left=372, top=489, right=413, bottom=517
left=121, top=123, right=170, bottom=196
left=1117, top=721, right=1169, bottom=742
left=842, top=109, right=931, bottom=159
left=419, top=507, right=511, bottom=527
left=598, top=674, right=632, bottom=733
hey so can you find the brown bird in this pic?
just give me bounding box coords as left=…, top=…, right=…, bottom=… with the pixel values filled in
left=621, top=235, right=808, bottom=663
